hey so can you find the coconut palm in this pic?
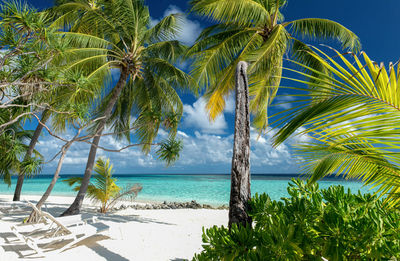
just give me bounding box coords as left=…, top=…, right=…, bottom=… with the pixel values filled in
left=63, top=157, right=142, bottom=213
left=52, top=0, right=195, bottom=216
left=189, top=0, right=361, bottom=226
left=24, top=70, right=108, bottom=223
left=273, top=47, right=400, bottom=207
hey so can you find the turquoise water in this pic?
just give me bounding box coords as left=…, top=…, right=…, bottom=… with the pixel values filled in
left=0, top=175, right=373, bottom=206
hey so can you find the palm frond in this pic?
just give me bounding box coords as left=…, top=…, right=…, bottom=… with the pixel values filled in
left=286, top=18, right=361, bottom=52
left=156, top=137, right=183, bottom=166
left=146, top=40, right=187, bottom=63
left=63, top=157, right=126, bottom=213
left=273, top=48, right=400, bottom=206
left=291, top=39, right=332, bottom=88
left=107, top=183, right=142, bottom=210
left=145, top=13, right=184, bottom=43
left=190, top=0, right=269, bottom=26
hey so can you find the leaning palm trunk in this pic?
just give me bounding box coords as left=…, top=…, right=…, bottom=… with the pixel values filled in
left=26, top=141, right=73, bottom=223
left=25, top=126, right=84, bottom=222
left=13, top=109, right=50, bottom=201
left=229, top=62, right=251, bottom=228
left=61, top=68, right=130, bottom=216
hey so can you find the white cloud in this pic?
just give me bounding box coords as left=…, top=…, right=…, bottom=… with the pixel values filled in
left=151, top=5, right=202, bottom=45
left=64, top=157, right=87, bottom=164
left=34, top=106, right=306, bottom=175
left=182, top=95, right=236, bottom=134
left=173, top=128, right=300, bottom=173
left=224, top=94, right=235, bottom=114
left=291, top=127, right=312, bottom=144
left=149, top=17, right=159, bottom=28
left=36, top=124, right=301, bottom=175
left=183, top=97, right=228, bottom=134
left=178, top=131, right=233, bottom=165
left=273, top=95, right=296, bottom=110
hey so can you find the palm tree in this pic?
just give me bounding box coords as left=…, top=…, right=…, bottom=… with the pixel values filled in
left=0, top=2, right=68, bottom=201
left=24, top=71, right=104, bottom=222
left=12, top=112, right=50, bottom=201
left=63, top=157, right=142, bottom=213
left=273, top=48, right=400, bottom=207
left=189, top=0, right=361, bottom=227
left=53, top=0, right=195, bottom=216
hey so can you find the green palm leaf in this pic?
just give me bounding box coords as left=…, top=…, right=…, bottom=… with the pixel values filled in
left=273, top=48, right=400, bottom=207
left=63, top=157, right=141, bottom=213
left=189, top=0, right=361, bottom=132
left=53, top=0, right=197, bottom=159
left=191, top=0, right=270, bottom=26
left=286, top=18, right=361, bottom=52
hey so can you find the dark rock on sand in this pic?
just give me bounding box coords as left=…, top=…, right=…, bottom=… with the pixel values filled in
left=117, top=200, right=228, bottom=210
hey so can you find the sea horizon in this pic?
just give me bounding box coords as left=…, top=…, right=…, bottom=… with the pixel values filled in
left=13, top=173, right=360, bottom=180
left=2, top=174, right=372, bottom=206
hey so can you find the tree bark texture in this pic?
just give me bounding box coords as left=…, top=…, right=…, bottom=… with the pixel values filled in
left=228, top=61, right=252, bottom=228
left=61, top=67, right=129, bottom=216
left=26, top=142, right=72, bottom=223
left=13, top=109, right=51, bottom=201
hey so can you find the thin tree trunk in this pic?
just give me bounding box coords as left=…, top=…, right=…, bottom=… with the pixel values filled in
left=26, top=141, right=72, bottom=223
left=13, top=109, right=50, bottom=201
left=61, top=67, right=130, bottom=216
left=229, top=61, right=251, bottom=228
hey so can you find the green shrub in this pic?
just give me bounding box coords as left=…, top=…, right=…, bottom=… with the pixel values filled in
left=63, top=157, right=142, bottom=213
left=194, top=179, right=400, bottom=260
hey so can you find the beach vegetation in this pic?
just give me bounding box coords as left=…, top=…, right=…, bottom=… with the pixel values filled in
left=273, top=48, right=400, bottom=208
left=0, top=1, right=106, bottom=201
left=0, top=0, right=191, bottom=220
left=156, top=137, right=183, bottom=167
left=189, top=0, right=361, bottom=227
left=51, top=0, right=196, bottom=216
left=0, top=1, right=86, bottom=201
left=0, top=116, right=42, bottom=186
left=63, top=157, right=142, bottom=213
left=194, top=179, right=400, bottom=260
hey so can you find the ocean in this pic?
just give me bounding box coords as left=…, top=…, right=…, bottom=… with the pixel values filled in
left=0, top=174, right=373, bottom=206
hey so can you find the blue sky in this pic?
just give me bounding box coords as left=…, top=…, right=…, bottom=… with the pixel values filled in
left=25, top=0, right=400, bottom=174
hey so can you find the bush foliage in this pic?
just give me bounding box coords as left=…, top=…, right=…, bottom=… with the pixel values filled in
left=194, top=179, right=400, bottom=260
left=63, top=157, right=142, bottom=213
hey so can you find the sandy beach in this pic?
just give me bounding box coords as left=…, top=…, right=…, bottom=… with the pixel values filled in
left=0, top=195, right=228, bottom=261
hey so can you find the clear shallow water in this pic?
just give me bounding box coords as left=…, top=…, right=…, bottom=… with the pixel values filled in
left=0, top=175, right=373, bottom=206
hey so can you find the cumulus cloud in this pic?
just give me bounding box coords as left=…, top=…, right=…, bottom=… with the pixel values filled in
left=272, top=95, right=296, bottom=110
left=182, top=95, right=237, bottom=134
left=224, top=94, right=235, bottom=114
left=172, top=128, right=301, bottom=173
left=183, top=97, right=228, bottom=134
left=36, top=124, right=302, bottom=175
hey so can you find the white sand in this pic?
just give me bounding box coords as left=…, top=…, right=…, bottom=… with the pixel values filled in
left=0, top=195, right=228, bottom=261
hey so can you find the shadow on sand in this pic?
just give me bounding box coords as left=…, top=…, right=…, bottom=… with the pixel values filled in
left=0, top=199, right=177, bottom=259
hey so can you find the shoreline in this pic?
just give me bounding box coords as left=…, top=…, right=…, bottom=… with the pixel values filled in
left=0, top=177, right=371, bottom=209
left=0, top=193, right=228, bottom=209
left=0, top=194, right=228, bottom=260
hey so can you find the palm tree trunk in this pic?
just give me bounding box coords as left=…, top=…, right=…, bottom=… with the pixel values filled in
left=13, top=109, right=50, bottom=201
left=26, top=141, right=72, bottom=223
left=229, top=61, right=251, bottom=228
left=61, top=67, right=130, bottom=216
